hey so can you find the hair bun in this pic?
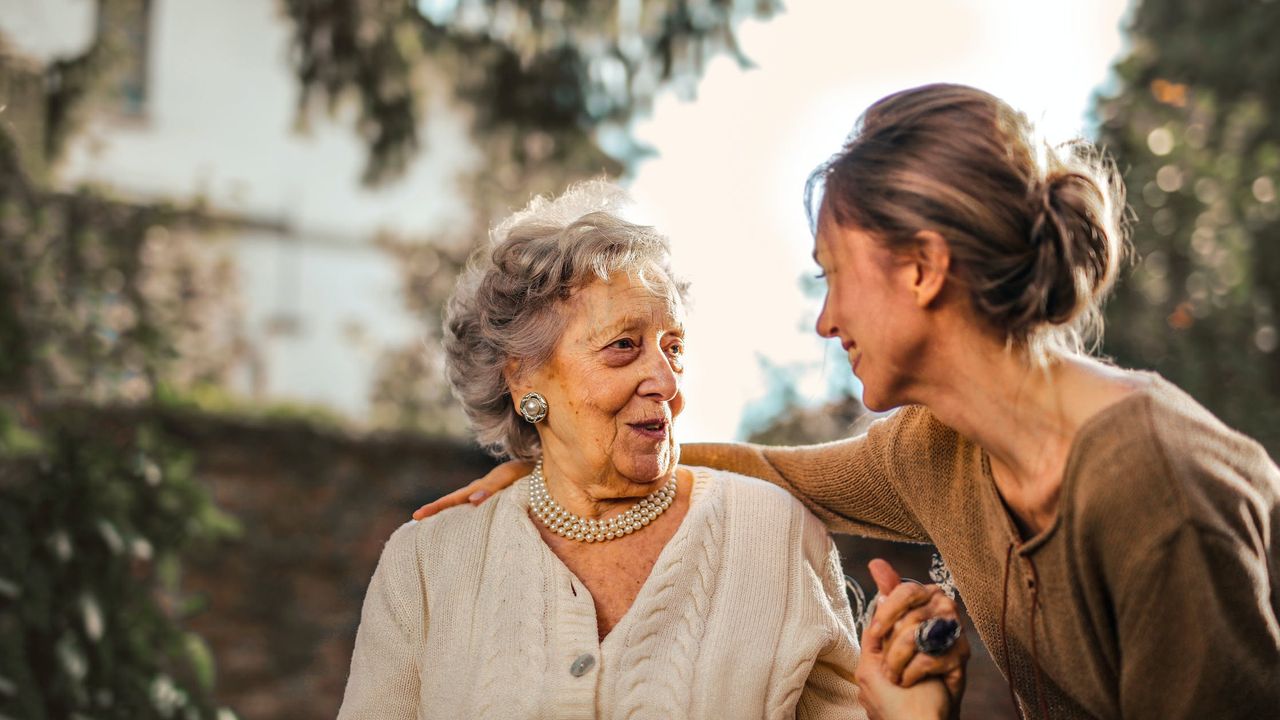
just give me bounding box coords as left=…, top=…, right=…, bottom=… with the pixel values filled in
left=1020, top=158, right=1123, bottom=337
left=810, top=84, right=1129, bottom=358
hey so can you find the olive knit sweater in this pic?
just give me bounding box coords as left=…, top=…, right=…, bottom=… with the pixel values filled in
left=683, top=374, right=1280, bottom=719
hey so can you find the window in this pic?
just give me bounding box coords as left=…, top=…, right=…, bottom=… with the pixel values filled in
left=98, top=0, right=151, bottom=116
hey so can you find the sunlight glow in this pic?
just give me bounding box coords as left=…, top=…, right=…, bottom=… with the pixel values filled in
left=628, top=0, right=1131, bottom=441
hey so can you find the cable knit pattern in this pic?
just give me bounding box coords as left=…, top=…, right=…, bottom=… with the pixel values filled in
left=767, top=510, right=823, bottom=718
left=614, top=472, right=724, bottom=718
left=337, top=467, right=866, bottom=719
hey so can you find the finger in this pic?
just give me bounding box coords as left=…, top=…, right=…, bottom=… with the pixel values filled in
left=412, top=485, right=477, bottom=520
left=862, top=596, right=890, bottom=653
left=899, top=645, right=965, bottom=688
left=880, top=595, right=956, bottom=680
left=887, top=593, right=956, bottom=642
left=882, top=607, right=933, bottom=682
left=466, top=461, right=531, bottom=502
left=859, top=604, right=889, bottom=659
left=418, top=479, right=499, bottom=519
left=853, top=637, right=884, bottom=692
left=868, top=558, right=902, bottom=596
left=943, top=640, right=970, bottom=701
left=856, top=637, right=883, bottom=671
left=411, top=461, right=532, bottom=520
left=868, top=581, right=936, bottom=642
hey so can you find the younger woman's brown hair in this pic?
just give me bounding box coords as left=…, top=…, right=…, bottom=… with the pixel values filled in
left=807, top=83, right=1130, bottom=359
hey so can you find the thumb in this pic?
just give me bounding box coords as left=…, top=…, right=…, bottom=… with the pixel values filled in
left=868, top=558, right=902, bottom=597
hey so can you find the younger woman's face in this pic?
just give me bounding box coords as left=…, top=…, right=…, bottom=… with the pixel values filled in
left=813, top=211, right=931, bottom=411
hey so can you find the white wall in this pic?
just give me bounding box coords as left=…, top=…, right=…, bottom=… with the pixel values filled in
left=0, top=0, right=97, bottom=63
left=52, top=0, right=480, bottom=240
left=0, top=0, right=480, bottom=420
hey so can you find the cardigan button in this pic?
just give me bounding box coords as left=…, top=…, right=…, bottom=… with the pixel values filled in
left=569, top=653, right=596, bottom=677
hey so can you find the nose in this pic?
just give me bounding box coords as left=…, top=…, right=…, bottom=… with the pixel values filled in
left=637, top=345, right=680, bottom=402
left=816, top=294, right=837, bottom=339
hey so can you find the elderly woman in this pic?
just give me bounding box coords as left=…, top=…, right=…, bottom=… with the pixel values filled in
left=337, top=182, right=962, bottom=719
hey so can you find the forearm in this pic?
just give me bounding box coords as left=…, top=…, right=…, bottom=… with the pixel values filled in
left=679, top=441, right=777, bottom=479
left=682, top=437, right=927, bottom=542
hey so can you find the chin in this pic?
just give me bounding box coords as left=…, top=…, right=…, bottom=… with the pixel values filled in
left=617, top=448, right=676, bottom=485
left=858, top=383, right=898, bottom=413
left=861, top=397, right=894, bottom=413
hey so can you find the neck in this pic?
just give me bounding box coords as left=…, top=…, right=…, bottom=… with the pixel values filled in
left=907, top=337, right=1131, bottom=536
left=538, top=453, right=669, bottom=520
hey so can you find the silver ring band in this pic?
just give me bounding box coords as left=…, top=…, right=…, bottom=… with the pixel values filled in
left=914, top=617, right=961, bottom=657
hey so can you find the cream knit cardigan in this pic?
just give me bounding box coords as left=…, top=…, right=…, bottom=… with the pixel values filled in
left=337, top=467, right=866, bottom=719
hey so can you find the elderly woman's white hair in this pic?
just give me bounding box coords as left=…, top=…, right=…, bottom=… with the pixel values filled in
left=443, top=180, right=690, bottom=460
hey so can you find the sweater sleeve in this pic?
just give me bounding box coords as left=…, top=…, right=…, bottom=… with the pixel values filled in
left=681, top=408, right=930, bottom=542
left=1115, top=523, right=1280, bottom=719
left=337, top=521, right=426, bottom=720
left=796, top=534, right=869, bottom=720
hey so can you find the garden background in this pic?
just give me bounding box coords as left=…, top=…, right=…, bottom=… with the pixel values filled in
left=2, top=0, right=1277, bottom=718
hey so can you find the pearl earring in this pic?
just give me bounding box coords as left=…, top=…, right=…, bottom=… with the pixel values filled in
left=518, top=391, right=548, bottom=423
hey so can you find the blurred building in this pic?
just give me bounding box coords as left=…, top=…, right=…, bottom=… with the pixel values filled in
left=0, top=0, right=478, bottom=419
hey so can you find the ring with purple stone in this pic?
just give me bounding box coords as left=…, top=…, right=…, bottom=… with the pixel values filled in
left=914, top=617, right=961, bottom=657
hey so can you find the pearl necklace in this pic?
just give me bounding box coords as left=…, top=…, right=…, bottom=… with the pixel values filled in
left=528, top=459, right=677, bottom=542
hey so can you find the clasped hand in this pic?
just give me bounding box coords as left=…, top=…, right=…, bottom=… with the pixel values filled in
left=856, top=558, right=969, bottom=720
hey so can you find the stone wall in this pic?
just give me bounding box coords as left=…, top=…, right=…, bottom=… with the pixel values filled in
left=163, top=411, right=491, bottom=720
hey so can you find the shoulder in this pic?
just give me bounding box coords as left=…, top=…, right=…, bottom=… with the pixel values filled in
left=379, top=482, right=522, bottom=574
left=1068, top=374, right=1279, bottom=545
left=689, top=466, right=836, bottom=560
left=380, top=517, right=423, bottom=560
left=839, top=404, right=959, bottom=453
left=885, top=404, right=968, bottom=461
left=691, top=465, right=813, bottom=517
left=413, top=485, right=509, bottom=536
left=359, top=519, right=426, bottom=631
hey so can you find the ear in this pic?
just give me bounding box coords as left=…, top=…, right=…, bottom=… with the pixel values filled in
left=910, top=230, right=951, bottom=308
left=502, top=358, right=524, bottom=398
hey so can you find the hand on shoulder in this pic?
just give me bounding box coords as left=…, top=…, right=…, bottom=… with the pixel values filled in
left=412, top=460, right=532, bottom=520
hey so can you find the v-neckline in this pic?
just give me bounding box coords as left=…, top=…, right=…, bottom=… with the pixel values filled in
left=505, top=467, right=717, bottom=648
left=979, top=371, right=1161, bottom=554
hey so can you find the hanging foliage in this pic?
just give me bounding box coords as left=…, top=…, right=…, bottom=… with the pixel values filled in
left=0, top=96, right=240, bottom=717
left=0, top=409, right=238, bottom=720
left=1096, top=0, right=1280, bottom=455
left=282, top=0, right=781, bottom=183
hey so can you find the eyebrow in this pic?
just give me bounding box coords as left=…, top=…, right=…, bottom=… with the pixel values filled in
left=592, top=315, right=685, bottom=341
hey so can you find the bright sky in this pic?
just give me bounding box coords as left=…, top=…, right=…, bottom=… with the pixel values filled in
left=628, top=0, right=1131, bottom=441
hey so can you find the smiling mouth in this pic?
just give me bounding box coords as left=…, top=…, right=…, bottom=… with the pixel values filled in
left=845, top=343, right=862, bottom=373
left=628, top=419, right=669, bottom=438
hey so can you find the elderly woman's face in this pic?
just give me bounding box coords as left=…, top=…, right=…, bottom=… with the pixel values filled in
left=519, top=272, right=685, bottom=491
